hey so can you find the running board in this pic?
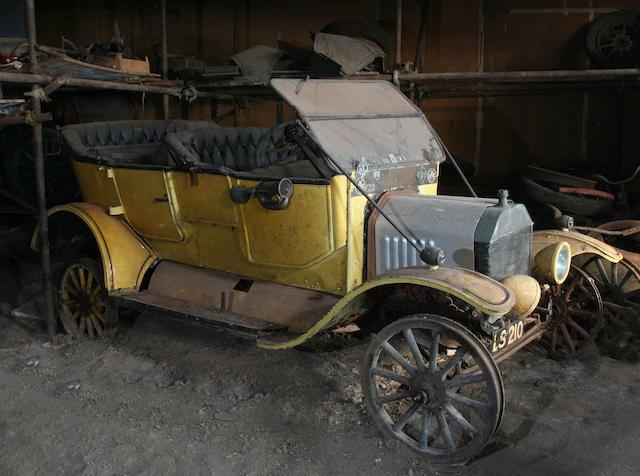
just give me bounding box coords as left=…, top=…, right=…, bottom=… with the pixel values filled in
left=111, top=291, right=286, bottom=339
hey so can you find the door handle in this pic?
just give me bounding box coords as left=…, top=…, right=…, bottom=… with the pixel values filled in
left=154, top=195, right=169, bottom=203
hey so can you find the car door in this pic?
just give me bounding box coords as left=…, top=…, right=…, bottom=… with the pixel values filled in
left=234, top=177, right=338, bottom=268
left=110, top=166, right=186, bottom=242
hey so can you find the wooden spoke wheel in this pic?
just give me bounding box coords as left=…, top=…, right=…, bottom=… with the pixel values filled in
left=586, top=220, right=640, bottom=252
left=581, top=255, right=640, bottom=311
left=57, top=259, right=118, bottom=339
left=362, top=315, right=504, bottom=465
left=531, top=266, right=604, bottom=360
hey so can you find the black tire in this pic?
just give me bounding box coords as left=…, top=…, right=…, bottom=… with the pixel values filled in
left=523, top=165, right=597, bottom=189
left=55, top=257, right=119, bottom=339
left=586, top=9, right=640, bottom=68
left=320, top=20, right=391, bottom=54
left=521, top=177, right=614, bottom=218
left=361, top=315, right=504, bottom=465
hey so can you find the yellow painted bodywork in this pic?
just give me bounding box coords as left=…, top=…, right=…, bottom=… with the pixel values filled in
left=258, top=265, right=515, bottom=350
left=67, top=158, right=530, bottom=351
left=533, top=229, right=623, bottom=263
left=72, top=161, right=371, bottom=295
left=32, top=203, right=156, bottom=292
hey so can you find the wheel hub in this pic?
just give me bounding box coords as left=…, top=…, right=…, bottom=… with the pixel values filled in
left=412, top=371, right=446, bottom=409
left=613, top=34, right=632, bottom=51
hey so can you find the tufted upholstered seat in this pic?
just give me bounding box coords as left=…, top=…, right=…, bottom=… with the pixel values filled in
left=164, top=124, right=309, bottom=172
left=61, top=120, right=215, bottom=165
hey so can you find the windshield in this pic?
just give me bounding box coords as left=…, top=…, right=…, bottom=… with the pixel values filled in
left=271, top=79, right=445, bottom=172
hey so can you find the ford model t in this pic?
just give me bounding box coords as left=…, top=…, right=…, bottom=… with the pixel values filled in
left=33, top=79, right=622, bottom=464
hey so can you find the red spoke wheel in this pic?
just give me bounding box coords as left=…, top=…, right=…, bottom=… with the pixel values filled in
left=57, top=258, right=118, bottom=339
left=531, top=266, right=604, bottom=360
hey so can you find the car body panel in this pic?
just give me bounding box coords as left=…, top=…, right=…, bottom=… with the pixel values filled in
left=257, top=265, right=516, bottom=350
left=32, top=203, right=156, bottom=292
left=533, top=229, right=622, bottom=263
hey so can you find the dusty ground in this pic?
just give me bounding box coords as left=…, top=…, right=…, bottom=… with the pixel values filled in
left=1, top=221, right=640, bottom=475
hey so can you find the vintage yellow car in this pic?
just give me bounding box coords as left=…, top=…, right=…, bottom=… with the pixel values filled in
left=34, top=79, right=622, bottom=464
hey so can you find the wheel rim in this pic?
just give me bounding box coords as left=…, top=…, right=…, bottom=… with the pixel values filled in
left=532, top=266, right=603, bottom=360
left=587, top=220, right=640, bottom=251
left=362, top=315, right=503, bottom=464
left=596, top=21, right=637, bottom=62
left=58, top=263, right=108, bottom=339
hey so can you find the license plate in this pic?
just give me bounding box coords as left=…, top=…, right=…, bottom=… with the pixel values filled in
left=491, top=319, right=525, bottom=352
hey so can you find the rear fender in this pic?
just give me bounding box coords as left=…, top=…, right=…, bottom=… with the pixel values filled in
left=257, top=266, right=515, bottom=350
left=533, top=229, right=622, bottom=263
left=32, top=203, right=157, bottom=293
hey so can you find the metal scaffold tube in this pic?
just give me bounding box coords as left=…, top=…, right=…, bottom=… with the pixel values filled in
left=24, top=0, right=56, bottom=339
left=161, top=0, right=169, bottom=118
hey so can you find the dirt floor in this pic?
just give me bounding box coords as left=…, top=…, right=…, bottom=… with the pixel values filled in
left=2, top=221, right=640, bottom=475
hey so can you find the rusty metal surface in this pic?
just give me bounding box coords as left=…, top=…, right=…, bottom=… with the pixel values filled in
left=147, top=261, right=339, bottom=333
left=113, top=290, right=285, bottom=333
left=350, top=68, right=640, bottom=84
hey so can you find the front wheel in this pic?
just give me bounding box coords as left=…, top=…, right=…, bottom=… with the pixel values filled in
left=361, top=315, right=504, bottom=465
left=56, top=258, right=118, bottom=339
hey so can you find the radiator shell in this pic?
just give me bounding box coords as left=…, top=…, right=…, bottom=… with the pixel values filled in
left=372, top=194, right=532, bottom=280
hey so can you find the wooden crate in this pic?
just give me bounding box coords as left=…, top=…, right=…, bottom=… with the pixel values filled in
left=94, top=53, right=151, bottom=75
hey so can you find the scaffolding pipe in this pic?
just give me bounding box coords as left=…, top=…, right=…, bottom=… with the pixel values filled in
left=0, top=71, right=206, bottom=97
left=25, top=0, right=56, bottom=339
left=395, top=0, right=402, bottom=65
left=414, top=0, right=429, bottom=72
left=0, top=112, right=52, bottom=126
left=161, top=0, right=169, bottom=118
left=383, top=68, right=640, bottom=83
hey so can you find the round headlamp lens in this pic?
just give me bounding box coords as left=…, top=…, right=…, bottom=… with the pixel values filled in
left=554, top=243, right=571, bottom=284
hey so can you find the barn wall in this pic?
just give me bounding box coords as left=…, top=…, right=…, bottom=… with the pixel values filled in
left=33, top=0, right=640, bottom=184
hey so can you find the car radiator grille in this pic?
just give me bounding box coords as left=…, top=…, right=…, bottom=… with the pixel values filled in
left=475, top=227, right=532, bottom=281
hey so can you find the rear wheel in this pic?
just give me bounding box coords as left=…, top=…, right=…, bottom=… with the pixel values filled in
left=56, top=258, right=118, bottom=339
left=361, top=315, right=503, bottom=465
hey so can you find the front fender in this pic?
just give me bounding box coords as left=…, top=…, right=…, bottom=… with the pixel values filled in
left=533, top=229, right=622, bottom=263
left=257, top=266, right=515, bottom=350
left=32, top=203, right=157, bottom=292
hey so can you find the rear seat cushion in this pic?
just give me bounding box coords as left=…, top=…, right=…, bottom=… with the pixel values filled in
left=62, top=120, right=215, bottom=165
left=165, top=124, right=306, bottom=172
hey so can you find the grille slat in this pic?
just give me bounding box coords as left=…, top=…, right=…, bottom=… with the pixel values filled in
left=379, top=236, right=428, bottom=272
